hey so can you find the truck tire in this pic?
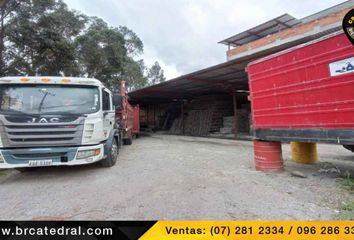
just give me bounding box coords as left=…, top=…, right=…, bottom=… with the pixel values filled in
left=343, top=145, right=354, bottom=152
left=123, top=134, right=133, bottom=145
left=101, top=138, right=119, bottom=167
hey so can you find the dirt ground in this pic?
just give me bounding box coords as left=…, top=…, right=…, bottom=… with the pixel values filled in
left=0, top=134, right=353, bottom=220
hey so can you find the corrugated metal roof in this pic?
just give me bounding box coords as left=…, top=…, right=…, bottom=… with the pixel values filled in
left=218, top=14, right=301, bottom=47
left=300, top=0, right=354, bottom=23
left=129, top=27, right=341, bottom=103
left=129, top=2, right=349, bottom=103
left=128, top=48, right=279, bottom=102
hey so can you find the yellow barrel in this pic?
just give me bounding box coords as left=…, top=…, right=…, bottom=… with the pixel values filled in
left=290, top=142, right=318, bottom=164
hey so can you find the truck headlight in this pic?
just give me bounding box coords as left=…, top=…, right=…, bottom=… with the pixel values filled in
left=76, top=149, right=101, bottom=159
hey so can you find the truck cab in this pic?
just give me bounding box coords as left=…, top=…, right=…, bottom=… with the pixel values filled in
left=0, top=76, right=120, bottom=170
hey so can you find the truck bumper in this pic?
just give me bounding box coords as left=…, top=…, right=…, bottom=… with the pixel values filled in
left=0, top=144, right=105, bottom=169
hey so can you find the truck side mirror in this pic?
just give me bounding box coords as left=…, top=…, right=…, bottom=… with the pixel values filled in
left=113, top=94, right=123, bottom=110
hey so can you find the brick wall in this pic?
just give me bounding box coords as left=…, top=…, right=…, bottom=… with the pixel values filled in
left=227, top=6, right=351, bottom=59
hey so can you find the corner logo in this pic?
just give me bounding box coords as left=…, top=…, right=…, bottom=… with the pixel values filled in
left=343, top=8, right=354, bottom=45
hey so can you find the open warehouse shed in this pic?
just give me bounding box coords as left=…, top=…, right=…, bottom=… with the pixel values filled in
left=129, top=1, right=353, bottom=139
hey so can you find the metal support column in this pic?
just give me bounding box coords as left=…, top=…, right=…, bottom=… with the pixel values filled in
left=153, top=104, right=156, bottom=129
left=233, top=92, right=238, bottom=138
left=181, top=99, right=185, bottom=135
left=146, top=105, right=149, bottom=127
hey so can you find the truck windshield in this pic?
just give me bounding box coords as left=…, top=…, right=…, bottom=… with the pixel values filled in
left=0, top=84, right=100, bottom=115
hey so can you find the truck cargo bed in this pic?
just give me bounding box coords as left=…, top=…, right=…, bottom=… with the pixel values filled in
left=247, top=31, right=354, bottom=144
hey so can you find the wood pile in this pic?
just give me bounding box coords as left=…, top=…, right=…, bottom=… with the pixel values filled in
left=210, top=102, right=234, bottom=132
left=169, top=117, right=183, bottom=134
left=208, top=108, right=251, bottom=138
left=184, top=109, right=213, bottom=136
left=168, top=95, right=233, bottom=136
left=219, top=116, right=234, bottom=134
left=237, top=109, right=250, bottom=133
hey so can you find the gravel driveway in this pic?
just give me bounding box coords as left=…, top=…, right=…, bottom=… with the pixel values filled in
left=0, top=134, right=353, bottom=220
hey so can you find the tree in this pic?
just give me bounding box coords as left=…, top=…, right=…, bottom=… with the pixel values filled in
left=147, top=61, right=166, bottom=85
left=76, top=18, right=150, bottom=92
left=75, top=17, right=127, bottom=90
left=0, top=0, right=164, bottom=92
left=122, top=59, right=147, bottom=92
left=0, top=0, right=25, bottom=75
left=4, top=0, right=86, bottom=76
left=119, top=26, right=143, bottom=57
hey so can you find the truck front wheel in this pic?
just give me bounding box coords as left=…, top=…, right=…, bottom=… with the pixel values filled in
left=101, top=139, right=119, bottom=167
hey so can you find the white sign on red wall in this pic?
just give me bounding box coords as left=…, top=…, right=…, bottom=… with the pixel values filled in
left=329, top=56, right=354, bottom=76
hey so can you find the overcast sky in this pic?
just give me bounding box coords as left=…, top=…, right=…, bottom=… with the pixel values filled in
left=65, top=0, right=347, bottom=79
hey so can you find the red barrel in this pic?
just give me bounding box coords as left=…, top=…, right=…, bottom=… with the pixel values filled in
left=253, top=140, right=283, bottom=172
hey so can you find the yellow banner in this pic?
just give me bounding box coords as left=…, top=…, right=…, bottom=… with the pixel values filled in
left=140, top=221, right=354, bottom=240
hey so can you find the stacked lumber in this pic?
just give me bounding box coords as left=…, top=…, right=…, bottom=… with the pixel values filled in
left=169, top=117, right=183, bottom=134
left=217, top=110, right=250, bottom=134
left=219, top=116, right=234, bottom=134
left=168, top=94, right=233, bottom=136
left=209, top=96, right=234, bottom=132
left=208, top=108, right=251, bottom=138
left=184, top=109, right=213, bottom=136
left=237, top=109, right=250, bottom=133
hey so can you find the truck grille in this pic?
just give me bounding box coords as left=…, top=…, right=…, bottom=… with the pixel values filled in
left=12, top=152, right=67, bottom=159
left=0, top=116, right=84, bottom=147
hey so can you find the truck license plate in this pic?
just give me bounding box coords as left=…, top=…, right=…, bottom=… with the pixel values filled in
left=28, top=159, right=53, bottom=167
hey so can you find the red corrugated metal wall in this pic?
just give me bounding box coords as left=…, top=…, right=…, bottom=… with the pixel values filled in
left=133, top=105, right=140, bottom=134
left=248, top=32, right=354, bottom=130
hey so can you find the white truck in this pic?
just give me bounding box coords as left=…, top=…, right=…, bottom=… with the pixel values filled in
left=0, top=76, right=120, bottom=170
